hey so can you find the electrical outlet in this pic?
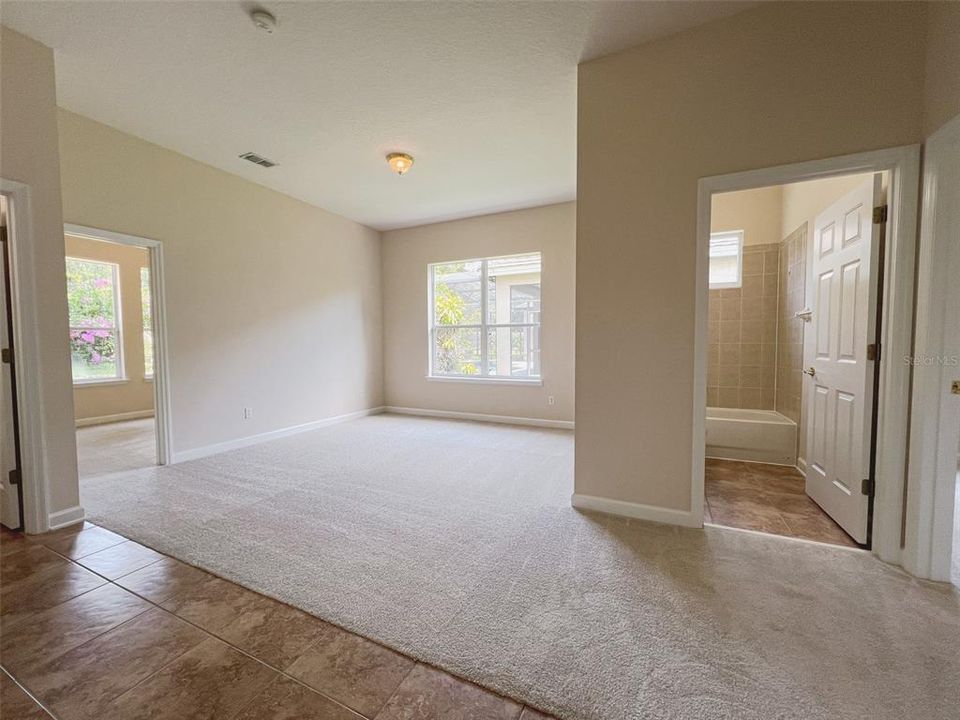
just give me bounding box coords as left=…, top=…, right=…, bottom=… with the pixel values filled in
left=242, top=407, right=254, bottom=419
left=952, top=380, right=960, bottom=395
left=548, top=395, right=556, bottom=405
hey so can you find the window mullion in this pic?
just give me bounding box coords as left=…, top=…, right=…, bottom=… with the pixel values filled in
left=479, top=259, right=488, bottom=376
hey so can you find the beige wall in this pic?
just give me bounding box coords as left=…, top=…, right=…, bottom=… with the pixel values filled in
left=576, top=2, right=928, bottom=512
left=922, top=2, right=960, bottom=136
left=382, top=202, right=574, bottom=422
left=0, top=27, right=80, bottom=523
left=57, top=110, right=383, bottom=457
left=710, top=186, right=782, bottom=246
left=65, top=235, right=155, bottom=422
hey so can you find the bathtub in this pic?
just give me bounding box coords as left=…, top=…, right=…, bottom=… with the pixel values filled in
left=705, top=408, right=797, bottom=466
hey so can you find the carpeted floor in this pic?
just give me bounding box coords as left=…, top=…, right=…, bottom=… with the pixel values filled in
left=76, top=417, right=156, bottom=479
left=82, top=414, right=960, bottom=720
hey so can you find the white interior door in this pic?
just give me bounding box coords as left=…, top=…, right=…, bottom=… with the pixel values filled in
left=0, top=225, right=22, bottom=530
left=805, top=174, right=883, bottom=544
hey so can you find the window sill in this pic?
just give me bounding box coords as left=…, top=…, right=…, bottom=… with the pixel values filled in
left=73, top=377, right=129, bottom=387
left=426, top=376, right=543, bottom=386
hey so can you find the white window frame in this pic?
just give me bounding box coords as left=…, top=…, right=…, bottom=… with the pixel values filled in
left=66, top=256, right=125, bottom=385
left=140, top=265, right=154, bottom=380
left=427, top=252, right=542, bottom=384
left=708, top=230, right=744, bottom=289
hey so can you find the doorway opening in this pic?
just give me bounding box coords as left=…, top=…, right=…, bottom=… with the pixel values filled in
left=702, top=172, right=884, bottom=547
left=693, top=146, right=920, bottom=560
left=63, top=225, right=171, bottom=482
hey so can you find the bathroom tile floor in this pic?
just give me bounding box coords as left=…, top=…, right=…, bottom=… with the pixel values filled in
left=704, top=458, right=859, bottom=547
left=0, top=523, right=554, bottom=720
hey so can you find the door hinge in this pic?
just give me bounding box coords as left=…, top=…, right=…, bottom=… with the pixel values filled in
left=861, top=478, right=875, bottom=497
left=866, top=343, right=880, bottom=361
left=872, top=205, right=888, bottom=224
left=1, top=347, right=10, bottom=365
left=8, top=469, right=20, bottom=486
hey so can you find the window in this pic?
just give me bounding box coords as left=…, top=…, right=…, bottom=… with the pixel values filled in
left=429, top=252, right=541, bottom=380
left=66, top=258, right=123, bottom=382
left=709, top=230, right=744, bottom=288
left=140, top=266, right=154, bottom=378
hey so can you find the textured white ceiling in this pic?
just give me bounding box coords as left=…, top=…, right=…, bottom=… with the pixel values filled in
left=2, top=1, right=751, bottom=230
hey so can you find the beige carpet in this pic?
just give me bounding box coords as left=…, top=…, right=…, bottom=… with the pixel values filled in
left=76, top=417, right=156, bottom=479
left=82, top=414, right=960, bottom=720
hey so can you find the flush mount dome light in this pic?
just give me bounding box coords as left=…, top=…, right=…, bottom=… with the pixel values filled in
left=250, top=9, right=277, bottom=33
left=386, top=153, right=414, bottom=176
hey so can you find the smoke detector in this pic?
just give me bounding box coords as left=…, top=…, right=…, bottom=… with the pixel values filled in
left=250, top=9, right=277, bottom=34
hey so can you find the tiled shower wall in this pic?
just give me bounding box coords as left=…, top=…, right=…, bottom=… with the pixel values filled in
left=775, top=223, right=807, bottom=423
left=706, top=243, right=779, bottom=409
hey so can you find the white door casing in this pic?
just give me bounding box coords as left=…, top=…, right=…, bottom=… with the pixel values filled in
left=805, top=175, right=882, bottom=544
left=0, top=231, right=20, bottom=529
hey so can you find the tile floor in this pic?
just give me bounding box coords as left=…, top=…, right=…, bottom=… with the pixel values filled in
left=704, top=458, right=859, bottom=547
left=0, top=522, right=554, bottom=720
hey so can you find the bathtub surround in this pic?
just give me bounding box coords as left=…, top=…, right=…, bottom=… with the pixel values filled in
left=776, top=223, right=807, bottom=425
left=707, top=243, right=780, bottom=410
left=705, top=408, right=797, bottom=466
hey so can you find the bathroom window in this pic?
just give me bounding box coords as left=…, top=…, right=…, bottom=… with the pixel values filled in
left=428, top=252, right=541, bottom=381
left=709, top=231, right=743, bottom=289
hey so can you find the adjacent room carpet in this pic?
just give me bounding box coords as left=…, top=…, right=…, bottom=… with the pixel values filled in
left=82, top=414, right=960, bottom=720
left=76, top=417, right=157, bottom=479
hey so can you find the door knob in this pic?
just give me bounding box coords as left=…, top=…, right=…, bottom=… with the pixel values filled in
left=803, top=367, right=816, bottom=377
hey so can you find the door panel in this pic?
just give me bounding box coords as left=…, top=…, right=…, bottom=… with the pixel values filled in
left=804, top=174, right=882, bottom=544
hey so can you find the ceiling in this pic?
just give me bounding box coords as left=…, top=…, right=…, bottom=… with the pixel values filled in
left=2, top=1, right=751, bottom=230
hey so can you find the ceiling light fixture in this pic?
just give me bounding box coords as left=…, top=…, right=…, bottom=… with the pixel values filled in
left=250, top=9, right=277, bottom=34
left=386, top=152, right=414, bottom=176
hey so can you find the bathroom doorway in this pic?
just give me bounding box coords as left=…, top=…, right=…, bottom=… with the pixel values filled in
left=698, top=162, right=901, bottom=549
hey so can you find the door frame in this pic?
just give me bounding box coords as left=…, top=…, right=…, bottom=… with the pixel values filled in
left=0, top=178, right=48, bottom=533
left=692, top=145, right=921, bottom=567
left=903, top=114, right=960, bottom=582
left=64, top=224, right=173, bottom=467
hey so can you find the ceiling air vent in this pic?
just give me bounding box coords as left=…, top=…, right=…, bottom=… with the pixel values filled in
left=239, top=152, right=277, bottom=168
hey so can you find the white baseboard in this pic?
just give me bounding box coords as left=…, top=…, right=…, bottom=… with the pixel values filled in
left=76, top=410, right=154, bottom=428
left=384, top=406, right=574, bottom=430
left=171, top=406, right=385, bottom=464
left=796, top=456, right=807, bottom=473
left=571, top=493, right=702, bottom=527
left=48, top=505, right=86, bottom=531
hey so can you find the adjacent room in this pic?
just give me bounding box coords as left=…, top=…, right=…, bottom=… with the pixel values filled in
left=704, top=173, right=884, bottom=548
left=1, top=3, right=959, bottom=720
left=66, top=232, right=159, bottom=480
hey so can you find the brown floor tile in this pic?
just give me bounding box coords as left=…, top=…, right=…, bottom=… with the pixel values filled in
left=781, top=512, right=858, bottom=548
left=1, top=670, right=53, bottom=719
left=1, top=543, right=67, bottom=584
left=287, top=622, right=415, bottom=718
left=1, top=560, right=107, bottom=629
left=375, top=663, right=522, bottom=720
left=0, top=583, right=151, bottom=675
left=41, top=525, right=127, bottom=559
left=160, top=574, right=269, bottom=633
left=704, top=460, right=857, bottom=546
left=101, top=637, right=278, bottom=720
left=234, top=675, right=363, bottom=720
left=520, top=708, right=555, bottom=720
left=1, top=528, right=30, bottom=557
left=76, top=539, right=164, bottom=580
left=114, top=556, right=212, bottom=604
left=218, top=594, right=330, bottom=670
left=18, top=606, right=208, bottom=719
left=707, top=498, right=793, bottom=536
